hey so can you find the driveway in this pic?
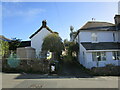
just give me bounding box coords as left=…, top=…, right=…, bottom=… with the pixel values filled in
left=59, top=60, right=91, bottom=78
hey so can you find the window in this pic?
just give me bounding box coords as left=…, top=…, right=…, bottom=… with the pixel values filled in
left=92, top=52, right=106, bottom=61
left=91, top=32, right=97, bottom=42
left=112, top=51, right=120, bottom=60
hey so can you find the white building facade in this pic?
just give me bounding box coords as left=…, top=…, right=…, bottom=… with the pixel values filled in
left=74, top=15, right=120, bottom=69
left=30, top=20, right=54, bottom=58
left=118, top=1, right=120, bottom=14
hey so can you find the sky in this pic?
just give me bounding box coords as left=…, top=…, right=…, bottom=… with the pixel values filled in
left=2, top=2, right=118, bottom=41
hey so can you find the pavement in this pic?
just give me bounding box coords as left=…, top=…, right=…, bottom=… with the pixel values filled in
left=2, top=73, right=120, bottom=88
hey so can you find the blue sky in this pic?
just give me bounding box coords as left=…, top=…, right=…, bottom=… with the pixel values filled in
left=2, top=2, right=118, bottom=41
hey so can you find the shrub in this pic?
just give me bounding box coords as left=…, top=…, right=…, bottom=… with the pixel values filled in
left=2, top=59, right=49, bottom=74
left=91, top=65, right=120, bottom=76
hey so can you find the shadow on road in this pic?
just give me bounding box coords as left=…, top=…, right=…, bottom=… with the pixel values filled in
left=14, top=60, right=95, bottom=79
left=14, top=73, right=94, bottom=79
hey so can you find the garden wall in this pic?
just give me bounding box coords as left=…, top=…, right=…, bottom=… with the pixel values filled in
left=2, top=59, right=50, bottom=74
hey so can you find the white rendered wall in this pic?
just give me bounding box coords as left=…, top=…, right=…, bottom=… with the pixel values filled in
left=98, top=31, right=116, bottom=42
left=118, top=31, right=120, bottom=42
left=79, top=44, right=87, bottom=67
left=118, top=1, right=120, bottom=14
left=79, top=31, right=91, bottom=42
left=79, top=31, right=117, bottom=43
left=31, top=28, right=52, bottom=57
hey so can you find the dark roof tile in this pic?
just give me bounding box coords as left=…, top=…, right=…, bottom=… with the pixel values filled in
left=18, top=41, right=31, bottom=47
left=81, top=42, right=120, bottom=50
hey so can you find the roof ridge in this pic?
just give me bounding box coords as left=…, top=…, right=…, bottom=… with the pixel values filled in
left=87, top=21, right=114, bottom=25
left=29, top=25, right=54, bottom=39
left=0, top=35, right=11, bottom=41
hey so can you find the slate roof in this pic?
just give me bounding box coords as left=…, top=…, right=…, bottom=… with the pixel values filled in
left=0, top=35, right=11, bottom=42
left=80, top=21, right=115, bottom=31
left=81, top=42, right=120, bottom=50
left=18, top=41, right=31, bottom=47
left=30, top=20, right=54, bottom=39
left=74, top=21, right=116, bottom=39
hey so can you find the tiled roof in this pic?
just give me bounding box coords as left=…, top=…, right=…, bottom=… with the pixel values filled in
left=80, top=21, right=115, bottom=31
left=0, top=35, right=11, bottom=42
left=74, top=21, right=116, bottom=40
left=81, top=42, right=120, bottom=50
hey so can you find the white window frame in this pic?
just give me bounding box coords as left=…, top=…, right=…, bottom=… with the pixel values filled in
left=91, top=32, right=97, bottom=42
left=92, top=52, right=106, bottom=61
left=112, top=51, right=120, bottom=60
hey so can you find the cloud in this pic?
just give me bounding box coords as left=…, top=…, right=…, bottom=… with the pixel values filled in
left=2, top=2, right=46, bottom=23
left=3, top=7, right=45, bottom=18
left=23, top=8, right=45, bottom=17
left=1, top=0, right=120, bottom=2
left=1, top=0, right=24, bottom=2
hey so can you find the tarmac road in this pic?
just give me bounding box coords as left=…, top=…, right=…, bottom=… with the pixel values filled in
left=2, top=73, right=119, bottom=88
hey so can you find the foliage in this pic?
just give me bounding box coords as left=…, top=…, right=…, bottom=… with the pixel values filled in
left=64, top=41, right=79, bottom=56
left=63, top=40, right=79, bottom=63
left=91, top=65, right=120, bottom=76
left=42, top=33, right=64, bottom=59
left=0, top=40, right=9, bottom=57
left=2, top=59, right=49, bottom=74
left=9, top=38, right=21, bottom=52
left=105, top=64, right=116, bottom=67
left=7, top=53, right=21, bottom=68
left=68, top=42, right=79, bottom=54
left=64, top=39, right=69, bottom=47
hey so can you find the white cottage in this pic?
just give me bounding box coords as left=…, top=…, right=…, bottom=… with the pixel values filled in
left=29, top=20, right=54, bottom=58
left=73, top=15, right=120, bottom=69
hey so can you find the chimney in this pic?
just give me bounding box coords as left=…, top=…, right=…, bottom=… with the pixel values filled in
left=54, top=32, right=59, bottom=35
left=114, top=15, right=120, bottom=30
left=42, top=20, right=47, bottom=27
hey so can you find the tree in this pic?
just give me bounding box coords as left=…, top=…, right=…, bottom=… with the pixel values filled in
left=68, top=42, right=79, bottom=56
left=9, top=38, right=21, bottom=52
left=42, top=33, right=64, bottom=60
left=0, top=40, right=9, bottom=58
left=63, top=41, right=79, bottom=62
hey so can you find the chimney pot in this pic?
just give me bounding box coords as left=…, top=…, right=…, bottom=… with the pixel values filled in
left=114, top=15, right=120, bottom=30
left=42, top=20, right=47, bottom=27
left=114, top=15, right=120, bottom=26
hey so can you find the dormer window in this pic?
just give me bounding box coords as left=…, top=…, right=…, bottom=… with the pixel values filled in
left=91, top=32, right=97, bottom=42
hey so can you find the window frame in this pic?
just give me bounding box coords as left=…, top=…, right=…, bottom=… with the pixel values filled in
left=92, top=52, right=106, bottom=61
left=112, top=51, right=120, bottom=60
left=91, top=32, right=97, bottom=42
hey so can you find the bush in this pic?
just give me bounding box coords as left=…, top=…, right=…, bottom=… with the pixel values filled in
left=91, top=65, right=120, bottom=76
left=2, top=59, right=49, bottom=74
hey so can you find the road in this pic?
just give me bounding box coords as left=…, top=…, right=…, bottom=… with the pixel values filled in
left=2, top=73, right=119, bottom=88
